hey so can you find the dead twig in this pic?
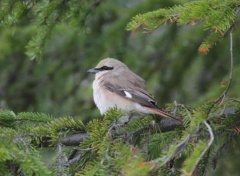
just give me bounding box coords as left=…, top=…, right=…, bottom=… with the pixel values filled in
left=190, top=121, right=214, bottom=174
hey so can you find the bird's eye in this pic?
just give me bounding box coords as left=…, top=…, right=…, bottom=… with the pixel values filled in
left=100, top=66, right=114, bottom=70
left=102, top=66, right=109, bottom=70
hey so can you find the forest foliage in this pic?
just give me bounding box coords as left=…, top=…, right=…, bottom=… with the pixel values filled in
left=0, top=0, right=240, bottom=175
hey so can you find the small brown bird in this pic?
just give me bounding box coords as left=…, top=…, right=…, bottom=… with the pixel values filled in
left=88, top=58, right=182, bottom=123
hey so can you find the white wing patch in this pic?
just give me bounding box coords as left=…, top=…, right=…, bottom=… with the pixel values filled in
left=124, top=91, right=132, bottom=98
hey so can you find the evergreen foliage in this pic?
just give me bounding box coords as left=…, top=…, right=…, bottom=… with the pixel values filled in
left=1, top=99, right=240, bottom=175
left=0, top=0, right=101, bottom=60
left=0, top=0, right=240, bottom=175
left=127, top=0, right=239, bottom=53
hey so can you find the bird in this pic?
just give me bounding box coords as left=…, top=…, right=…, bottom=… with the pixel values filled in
left=88, top=58, right=182, bottom=123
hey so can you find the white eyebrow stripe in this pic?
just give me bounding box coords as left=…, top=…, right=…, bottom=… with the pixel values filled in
left=124, top=91, right=132, bottom=98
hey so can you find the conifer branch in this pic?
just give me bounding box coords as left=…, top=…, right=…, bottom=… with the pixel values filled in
left=127, top=0, right=239, bottom=53
left=191, top=121, right=214, bottom=174
left=57, top=117, right=181, bottom=147
left=60, top=133, right=89, bottom=146
left=224, top=3, right=240, bottom=35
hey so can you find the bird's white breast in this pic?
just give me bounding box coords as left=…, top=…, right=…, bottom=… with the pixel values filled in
left=92, top=75, right=116, bottom=115
left=92, top=75, right=153, bottom=115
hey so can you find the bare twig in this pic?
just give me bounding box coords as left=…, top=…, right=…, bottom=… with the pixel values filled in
left=215, top=29, right=233, bottom=105
left=234, top=4, right=240, bottom=17
left=152, top=118, right=212, bottom=170
left=75, top=147, right=93, bottom=151
left=67, top=153, right=83, bottom=165
left=57, top=144, right=63, bottom=172
left=173, top=101, right=192, bottom=119
left=176, top=134, right=191, bottom=150
left=229, top=98, right=240, bottom=103
left=152, top=133, right=191, bottom=168
left=190, top=121, right=214, bottom=174
left=17, top=137, right=29, bottom=152
left=100, top=144, right=111, bottom=166
left=57, top=143, right=67, bottom=176
left=220, top=104, right=227, bottom=116
left=207, top=27, right=234, bottom=117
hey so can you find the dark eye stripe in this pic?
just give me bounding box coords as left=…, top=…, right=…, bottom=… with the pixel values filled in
left=97, top=66, right=114, bottom=71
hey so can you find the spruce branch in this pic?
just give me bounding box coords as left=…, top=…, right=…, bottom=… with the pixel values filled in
left=60, top=133, right=89, bottom=146
left=127, top=0, right=239, bottom=53
left=190, top=121, right=214, bottom=174
left=224, top=3, right=240, bottom=35
left=58, top=116, right=181, bottom=147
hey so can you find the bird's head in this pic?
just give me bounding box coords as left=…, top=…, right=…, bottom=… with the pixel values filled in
left=87, top=58, right=126, bottom=76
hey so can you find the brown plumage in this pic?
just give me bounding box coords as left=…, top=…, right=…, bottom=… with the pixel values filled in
left=88, top=58, right=182, bottom=124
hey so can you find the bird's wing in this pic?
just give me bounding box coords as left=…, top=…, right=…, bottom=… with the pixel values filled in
left=102, top=68, right=183, bottom=123
left=103, top=68, right=158, bottom=108
left=112, top=66, right=146, bottom=89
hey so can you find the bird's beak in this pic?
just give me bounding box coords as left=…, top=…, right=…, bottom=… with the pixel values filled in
left=87, top=68, right=99, bottom=74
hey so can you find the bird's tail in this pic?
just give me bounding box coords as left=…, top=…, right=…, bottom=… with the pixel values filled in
left=150, top=108, right=182, bottom=124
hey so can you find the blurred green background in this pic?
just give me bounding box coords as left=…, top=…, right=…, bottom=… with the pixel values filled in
left=0, top=0, right=240, bottom=174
